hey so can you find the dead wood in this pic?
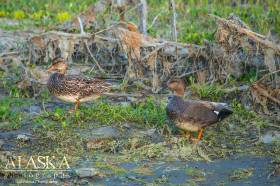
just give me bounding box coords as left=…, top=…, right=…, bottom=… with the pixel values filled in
left=223, top=85, right=250, bottom=93
left=251, top=83, right=280, bottom=105
left=26, top=24, right=207, bottom=93
left=25, top=13, right=279, bottom=95
left=210, top=14, right=280, bottom=54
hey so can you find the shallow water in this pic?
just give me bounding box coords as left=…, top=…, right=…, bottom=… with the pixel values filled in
left=71, top=156, right=279, bottom=185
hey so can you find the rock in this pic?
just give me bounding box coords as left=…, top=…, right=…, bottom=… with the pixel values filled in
left=123, top=123, right=132, bottom=129
left=0, top=130, right=30, bottom=139
left=120, top=102, right=130, bottom=106
left=261, top=131, right=280, bottom=144
left=0, top=121, right=10, bottom=129
left=78, top=179, right=89, bottom=184
left=81, top=126, right=121, bottom=141
left=75, top=168, right=99, bottom=178
left=94, top=126, right=120, bottom=138
left=0, top=139, right=4, bottom=148
left=16, top=134, right=30, bottom=142
left=140, top=128, right=156, bottom=137
left=0, top=151, right=13, bottom=163
left=29, top=105, right=41, bottom=114
left=134, top=128, right=157, bottom=138
left=22, top=105, right=41, bottom=116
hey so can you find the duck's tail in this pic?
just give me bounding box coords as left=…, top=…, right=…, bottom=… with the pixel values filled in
left=217, top=108, right=233, bottom=120
left=210, top=102, right=233, bottom=120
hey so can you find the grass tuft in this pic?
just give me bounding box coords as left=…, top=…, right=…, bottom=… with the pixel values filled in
left=0, top=97, right=23, bottom=130
left=189, top=77, right=225, bottom=101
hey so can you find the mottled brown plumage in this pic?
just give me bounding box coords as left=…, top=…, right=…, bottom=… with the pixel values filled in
left=166, top=78, right=233, bottom=140
left=47, top=57, right=111, bottom=111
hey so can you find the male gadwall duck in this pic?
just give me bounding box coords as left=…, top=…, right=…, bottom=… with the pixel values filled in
left=47, top=57, right=111, bottom=111
left=166, top=78, right=233, bottom=141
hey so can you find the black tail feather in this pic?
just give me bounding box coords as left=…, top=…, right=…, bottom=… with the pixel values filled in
left=218, top=108, right=233, bottom=120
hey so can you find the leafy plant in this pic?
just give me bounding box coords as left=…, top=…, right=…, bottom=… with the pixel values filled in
left=31, top=10, right=44, bottom=20
left=56, top=11, right=71, bottom=22
left=238, top=67, right=259, bottom=83
left=0, top=10, right=7, bottom=17
left=13, top=10, right=26, bottom=20
left=189, top=77, right=225, bottom=101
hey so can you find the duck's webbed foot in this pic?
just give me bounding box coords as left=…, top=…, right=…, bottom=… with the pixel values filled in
left=197, top=128, right=205, bottom=140
left=69, top=100, right=80, bottom=113
left=190, top=128, right=205, bottom=144
left=74, top=100, right=80, bottom=111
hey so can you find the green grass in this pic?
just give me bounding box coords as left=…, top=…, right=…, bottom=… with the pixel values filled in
left=0, top=0, right=97, bottom=30
left=230, top=168, right=254, bottom=181
left=186, top=167, right=206, bottom=182
left=189, top=77, right=225, bottom=101
left=33, top=97, right=167, bottom=130
left=238, top=67, right=259, bottom=83
left=271, top=140, right=280, bottom=163
left=0, top=0, right=279, bottom=44
left=0, top=97, right=24, bottom=129
left=84, top=97, right=167, bottom=127
left=146, top=0, right=280, bottom=43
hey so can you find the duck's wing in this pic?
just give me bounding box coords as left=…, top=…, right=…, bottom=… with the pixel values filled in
left=179, top=101, right=219, bottom=127
left=63, top=75, right=111, bottom=96
left=183, top=100, right=233, bottom=123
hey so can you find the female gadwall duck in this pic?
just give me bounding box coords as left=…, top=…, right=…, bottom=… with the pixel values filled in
left=166, top=78, right=233, bottom=141
left=47, top=57, right=111, bottom=111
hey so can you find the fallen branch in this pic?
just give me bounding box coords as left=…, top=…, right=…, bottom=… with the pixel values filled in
left=251, top=83, right=280, bottom=105
left=210, top=14, right=280, bottom=54
left=266, top=124, right=280, bottom=129
left=179, top=68, right=206, bottom=78
left=224, top=85, right=250, bottom=93
left=255, top=69, right=280, bottom=84
left=84, top=40, right=105, bottom=73
left=0, top=51, right=24, bottom=58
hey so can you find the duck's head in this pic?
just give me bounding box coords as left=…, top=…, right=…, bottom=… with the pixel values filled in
left=47, top=57, right=67, bottom=74
left=167, top=78, right=186, bottom=97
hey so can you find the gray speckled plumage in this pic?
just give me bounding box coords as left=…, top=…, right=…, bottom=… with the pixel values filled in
left=166, top=96, right=232, bottom=132
left=47, top=72, right=111, bottom=103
